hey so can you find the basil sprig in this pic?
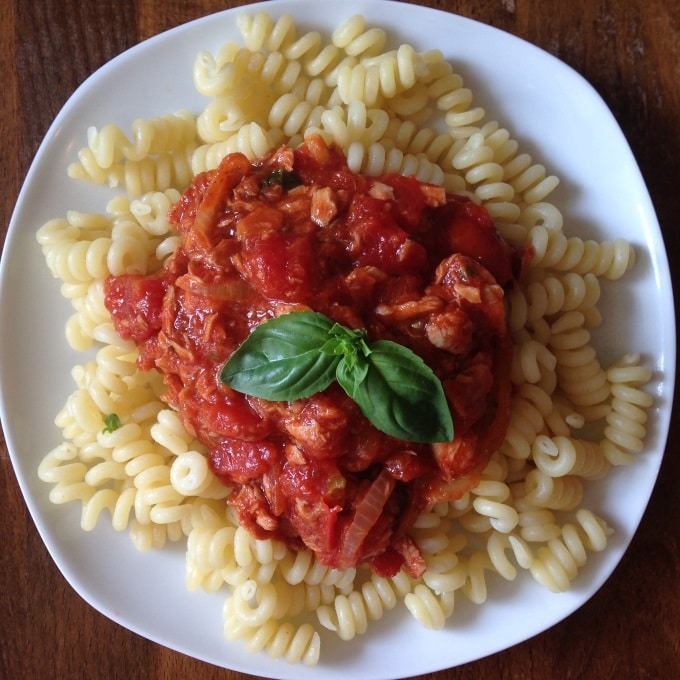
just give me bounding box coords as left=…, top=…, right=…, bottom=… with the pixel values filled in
left=220, top=311, right=454, bottom=443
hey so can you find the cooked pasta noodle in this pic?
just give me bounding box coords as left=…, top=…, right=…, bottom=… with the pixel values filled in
left=34, top=10, right=655, bottom=666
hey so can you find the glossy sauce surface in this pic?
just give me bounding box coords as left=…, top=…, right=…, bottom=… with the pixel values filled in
left=105, top=136, right=522, bottom=576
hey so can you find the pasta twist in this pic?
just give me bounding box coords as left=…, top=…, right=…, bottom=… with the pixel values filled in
left=38, top=443, right=94, bottom=505
left=404, top=583, right=450, bottom=629
left=380, top=118, right=462, bottom=170
left=186, top=525, right=240, bottom=591
left=471, top=486, right=519, bottom=534
left=106, top=145, right=197, bottom=197
left=318, top=101, right=389, bottom=149
left=335, top=44, right=429, bottom=108
left=420, top=534, right=467, bottom=595
left=186, top=501, right=281, bottom=591
left=503, top=153, right=559, bottom=204
left=455, top=454, right=520, bottom=533
left=531, top=435, right=610, bottom=480
left=223, top=597, right=321, bottom=666
left=194, top=53, right=296, bottom=142
left=80, top=484, right=137, bottom=532
left=517, top=271, right=601, bottom=325
left=97, top=110, right=195, bottom=166
left=526, top=509, right=611, bottom=592
left=601, top=354, right=653, bottom=465
left=527, top=226, right=634, bottom=279
left=128, top=518, right=182, bottom=552
left=441, top=131, right=525, bottom=211
left=192, top=45, right=241, bottom=97
left=191, top=123, right=283, bottom=172
left=549, top=311, right=611, bottom=414
left=236, top=12, right=297, bottom=53
left=237, top=11, right=344, bottom=83
left=170, top=450, right=229, bottom=499
left=65, top=283, right=111, bottom=351
left=42, top=230, right=113, bottom=286
left=68, top=110, right=196, bottom=179
left=466, top=121, right=524, bottom=221
left=500, top=383, right=553, bottom=460
left=129, top=189, right=181, bottom=236
left=411, top=507, right=454, bottom=556
left=521, top=468, right=584, bottom=511
left=344, top=140, right=448, bottom=187
left=316, top=572, right=408, bottom=640
left=457, top=551, right=495, bottom=604
left=331, top=14, right=387, bottom=58
left=268, top=92, right=325, bottom=139
left=510, top=336, right=558, bottom=391
left=513, top=503, right=563, bottom=543
left=420, top=60, right=486, bottom=137
left=277, top=546, right=356, bottom=590
left=442, top=85, right=485, bottom=136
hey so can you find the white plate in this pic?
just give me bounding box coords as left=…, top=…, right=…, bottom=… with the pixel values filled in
left=0, top=1, right=674, bottom=678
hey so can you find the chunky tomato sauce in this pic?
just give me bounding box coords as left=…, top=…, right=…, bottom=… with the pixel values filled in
left=104, top=135, right=527, bottom=578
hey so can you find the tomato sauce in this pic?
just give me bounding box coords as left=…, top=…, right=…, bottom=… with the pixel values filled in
left=104, top=135, right=527, bottom=578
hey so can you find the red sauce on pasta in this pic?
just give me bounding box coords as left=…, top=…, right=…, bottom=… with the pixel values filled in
left=104, top=135, right=528, bottom=578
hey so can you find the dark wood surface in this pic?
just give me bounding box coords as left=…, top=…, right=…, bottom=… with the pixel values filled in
left=1, top=1, right=678, bottom=678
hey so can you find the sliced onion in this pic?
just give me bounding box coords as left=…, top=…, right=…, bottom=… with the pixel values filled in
left=338, top=469, right=395, bottom=568
left=194, top=154, right=251, bottom=242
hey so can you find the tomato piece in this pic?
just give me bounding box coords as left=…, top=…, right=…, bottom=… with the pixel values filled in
left=383, top=450, right=431, bottom=482
left=368, top=547, right=404, bottom=578
left=380, top=173, right=430, bottom=231
left=210, top=439, right=280, bottom=485
left=279, top=459, right=346, bottom=506
left=345, top=194, right=427, bottom=274
left=238, top=231, right=318, bottom=301
left=104, top=274, right=167, bottom=342
left=194, top=391, right=271, bottom=441
left=439, top=196, right=515, bottom=285
left=293, top=136, right=360, bottom=192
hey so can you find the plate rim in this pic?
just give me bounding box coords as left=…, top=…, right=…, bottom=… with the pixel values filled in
left=0, top=1, right=675, bottom=678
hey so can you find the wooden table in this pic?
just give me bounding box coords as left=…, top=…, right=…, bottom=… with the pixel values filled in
left=1, top=1, right=678, bottom=678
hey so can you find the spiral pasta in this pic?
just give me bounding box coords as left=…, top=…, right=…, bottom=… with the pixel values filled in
left=223, top=595, right=321, bottom=665
left=317, top=570, right=413, bottom=640
left=549, top=311, right=611, bottom=415
left=601, top=354, right=653, bottom=465
left=68, top=110, right=198, bottom=195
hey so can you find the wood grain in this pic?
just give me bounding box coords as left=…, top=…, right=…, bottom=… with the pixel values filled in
left=1, top=1, right=678, bottom=678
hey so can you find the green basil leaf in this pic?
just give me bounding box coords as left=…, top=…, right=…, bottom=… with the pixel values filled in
left=336, top=353, right=370, bottom=398
left=349, top=340, right=454, bottom=443
left=221, top=311, right=339, bottom=400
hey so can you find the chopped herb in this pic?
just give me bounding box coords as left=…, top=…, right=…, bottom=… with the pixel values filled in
left=103, top=413, right=122, bottom=434
left=262, top=169, right=302, bottom=191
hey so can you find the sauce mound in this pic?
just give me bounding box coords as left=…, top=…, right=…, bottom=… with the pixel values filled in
left=104, top=135, right=525, bottom=578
